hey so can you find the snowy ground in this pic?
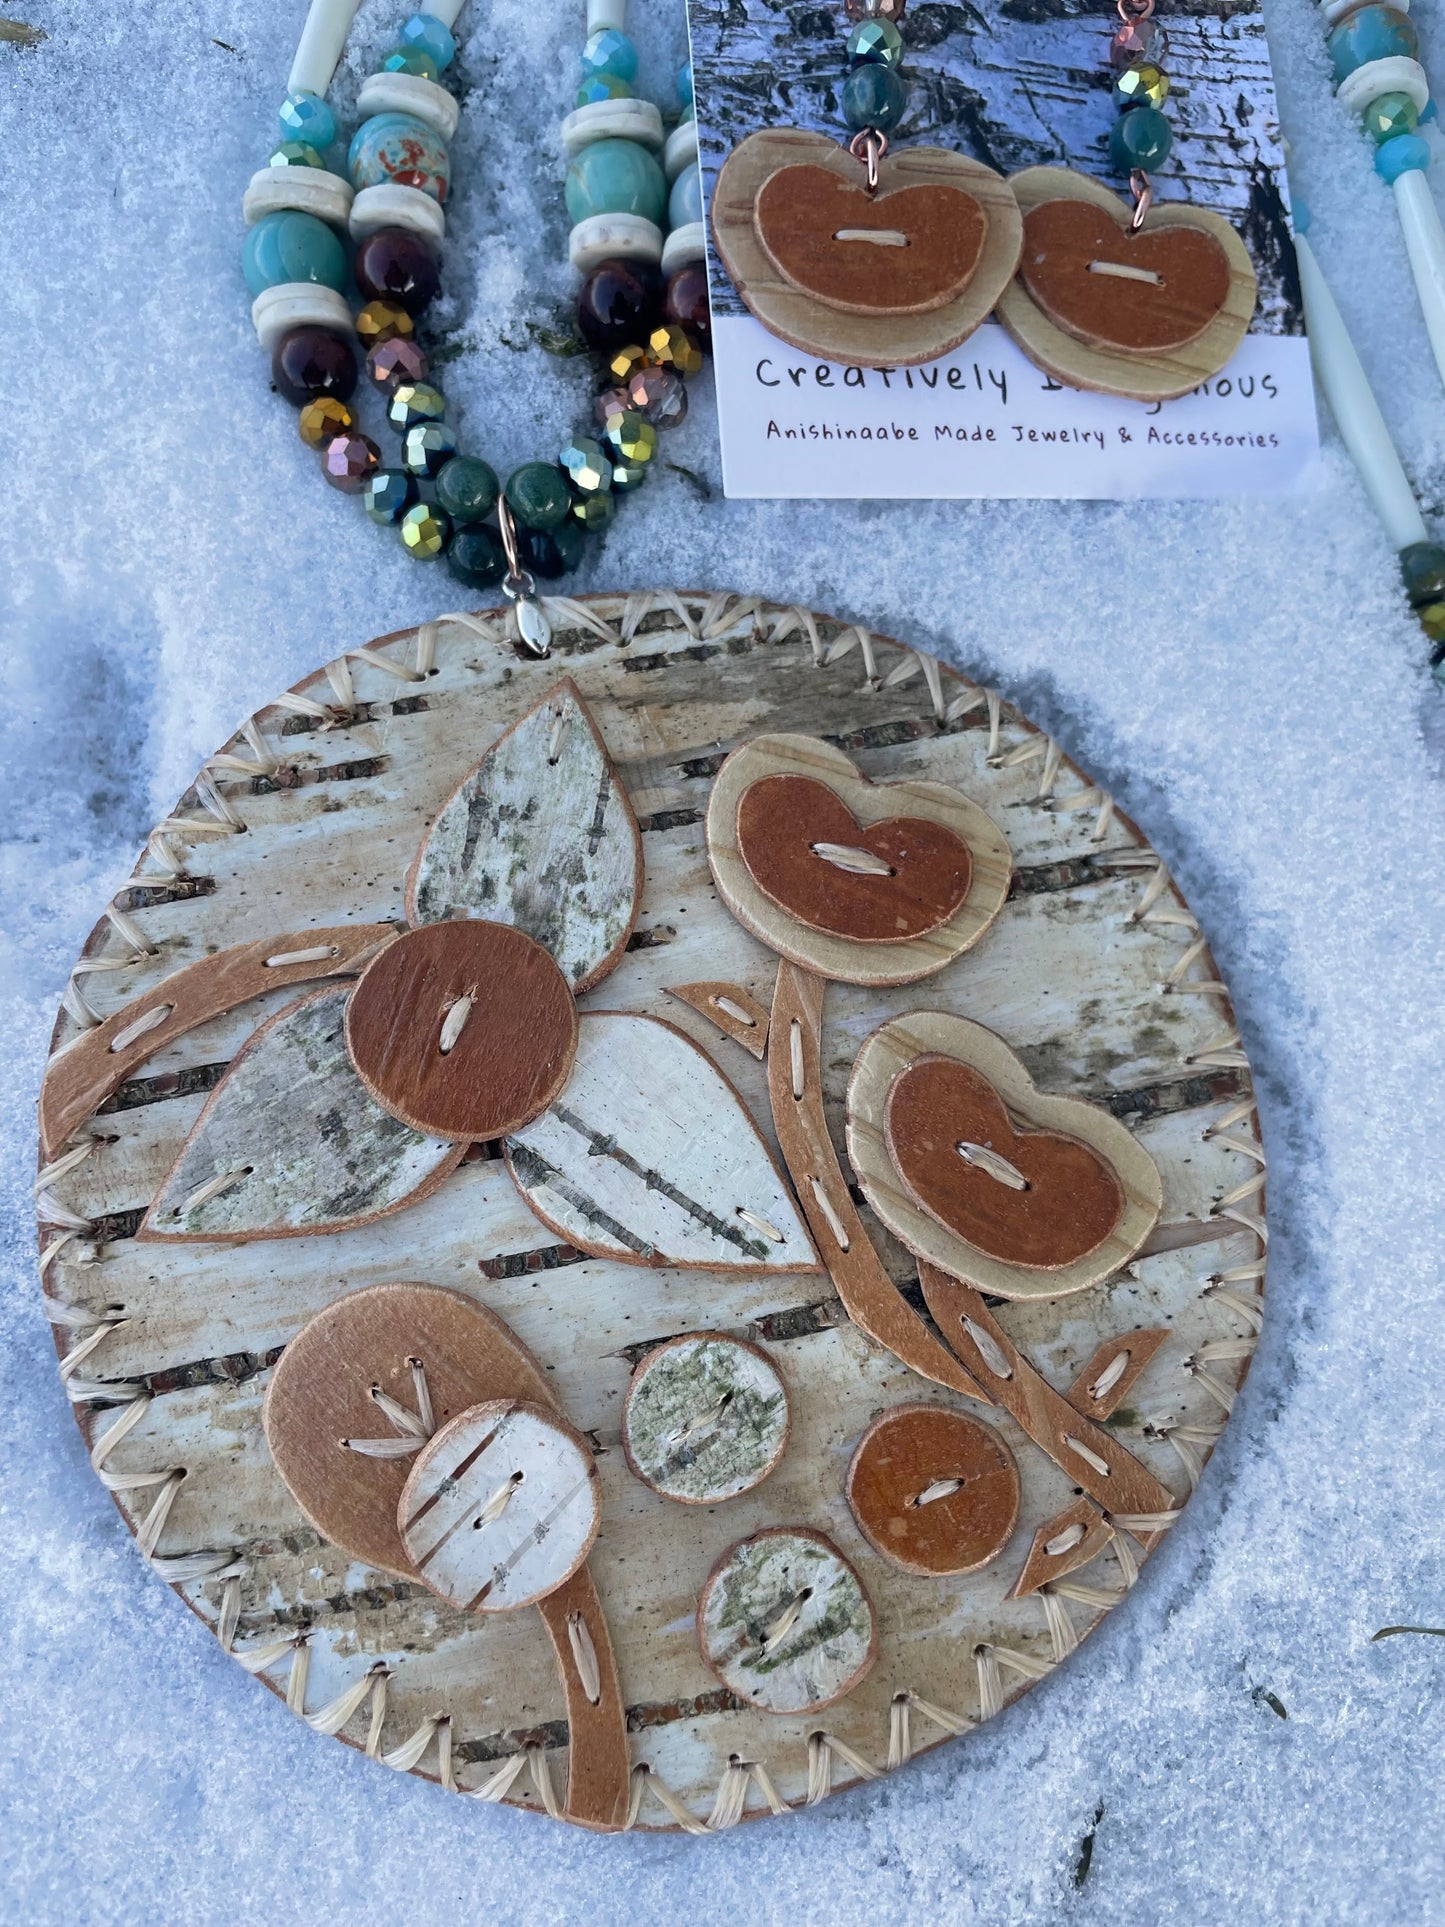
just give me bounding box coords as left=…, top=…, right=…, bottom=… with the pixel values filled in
left=3, top=2, right=1445, bottom=1921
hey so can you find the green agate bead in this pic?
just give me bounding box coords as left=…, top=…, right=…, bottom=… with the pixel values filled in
left=842, top=63, right=907, bottom=133
left=565, top=139, right=668, bottom=225
left=1110, top=104, right=1173, bottom=172
left=449, top=525, right=507, bottom=588
left=435, top=455, right=501, bottom=524
left=506, top=462, right=573, bottom=530
left=1400, top=541, right=1445, bottom=604
left=521, top=518, right=587, bottom=578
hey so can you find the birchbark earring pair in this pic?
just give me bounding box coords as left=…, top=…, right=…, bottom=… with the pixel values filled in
left=710, top=0, right=1259, bottom=401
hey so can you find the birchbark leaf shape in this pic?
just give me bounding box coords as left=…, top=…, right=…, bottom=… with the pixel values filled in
left=139, top=985, right=464, bottom=1241
left=505, top=1012, right=821, bottom=1271
left=406, top=678, right=643, bottom=994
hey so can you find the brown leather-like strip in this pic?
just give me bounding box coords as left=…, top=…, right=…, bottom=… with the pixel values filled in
left=1064, top=1328, right=1170, bottom=1423
left=537, top=1567, right=632, bottom=1832
left=1007, top=1495, right=1114, bottom=1600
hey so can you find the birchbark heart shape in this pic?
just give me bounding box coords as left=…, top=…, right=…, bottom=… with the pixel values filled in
left=996, top=167, right=1257, bottom=403
left=706, top=733, right=1011, bottom=986
left=754, top=164, right=987, bottom=316
left=710, top=128, right=1023, bottom=367
left=846, top=1011, right=1162, bottom=1299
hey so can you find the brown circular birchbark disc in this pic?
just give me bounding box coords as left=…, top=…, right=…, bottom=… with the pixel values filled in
left=345, top=920, right=578, bottom=1141
left=846, top=1404, right=1020, bottom=1576
left=262, top=1281, right=557, bottom=1579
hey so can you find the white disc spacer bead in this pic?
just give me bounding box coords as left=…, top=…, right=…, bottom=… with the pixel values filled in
left=357, top=70, right=459, bottom=142
left=561, top=97, right=664, bottom=156
left=661, top=221, right=707, bottom=277
left=349, top=182, right=446, bottom=244
left=569, top=212, right=663, bottom=271
left=1336, top=55, right=1429, bottom=116
left=243, top=165, right=354, bottom=231
left=664, top=120, right=699, bottom=183
left=587, top=0, right=627, bottom=31
left=1320, top=0, right=1407, bottom=17
left=251, top=282, right=355, bottom=350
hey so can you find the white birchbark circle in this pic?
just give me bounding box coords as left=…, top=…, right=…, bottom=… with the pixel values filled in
left=697, top=1528, right=878, bottom=1714
left=623, top=1335, right=789, bottom=1503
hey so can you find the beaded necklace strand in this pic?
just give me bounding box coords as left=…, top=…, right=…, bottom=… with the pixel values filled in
left=240, top=0, right=711, bottom=635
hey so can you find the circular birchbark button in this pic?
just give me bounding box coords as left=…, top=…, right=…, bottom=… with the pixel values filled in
left=398, top=1399, right=600, bottom=1612
left=344, top=920, right=578, bottom=1141
left=622, top=1334, right=789, bottom=1504
left=262, top=1281, right=555, bottom=1579
left=696, top=1526, right=877, bottom=1714
left=845, top=1404, right=1020, bottom=1576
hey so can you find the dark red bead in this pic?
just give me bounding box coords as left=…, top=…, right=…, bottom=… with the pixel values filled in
left=576, top=257, right=664, bottom=352
left=663, top=265, right=711, bottom=352
left=353, top=226, right=442, bottom=316
left=272, top=326, right=358, bottom=406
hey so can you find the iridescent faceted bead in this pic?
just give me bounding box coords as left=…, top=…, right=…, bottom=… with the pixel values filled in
left=273, top=325, right=358, bottom=404
left=842, top=63, right=907, bottom=134
left=602, top=408, right=658, bottom=466
left=348, top=112, right=450, bottom=203
left=1376, top=131, right=1430, bottom=181
left=383, top=46, right=439, bottom=80
left=279, top=91, right=337, bottom=150
left=846, top=18, right=903, bottom=66
left=387, top=381, right=447, bottom=430
left=363, top=467, right=418, bottom=523
left=560, top=436, right=614, bottom=495
left=506, top=461, right=573, bottom=530
left=269, top=141, right=327, bottom=169
left=400, top=501, right=452, bottom=556
left=1109, top=17, right=1158, bottom=68
left=1328, top=5, right=1418, bottom=83
left=1400, top=541, right=1445, bottom=605
left=1114, top=61, right=1169, bottom=111
left=357, top=300, right=415, bottom=348
left=435, top=455, right=501, bottom=523
left=593, top=385, right=631, bottom=428
left=565, top=139, right=667, bottom=225
left=609, top=451, right=650, bottom=491
left=577, top=73, right=632, bottom=106
left=606, top=342, right=651, bottom=384
left=355, top=227, right=441, bottom=314
left=1417, top=599, right=1445, bottom=643
left=1364, top=90, right=1420, bottom=143
left=298, top=396, right=355, bottom=446
left=846, top=0, right=905, bottom=19
left=578, top=257, right=664, bottom=351
left=520, top=518, right=586, bottom=579
left=668, top=161, right=704, bottom=230
left=402, top=420, right=458, bottom=476
left=1110, top=104, right=1172, bottom=173
left=664, top=265, right=711, bottom=350
left=572, top=488, right=617, bottom=531
left=449, top=525, right=507, bottom=588
left=367, top=336, right=429, bottom=391
left=582, top=28, right=638, bottom=83
left=646, top=323, right=704, bottom=378
left=322, top=432, right=381, bottom=491
left=678, top=60, right=693, bottom=106
left=398, top=11, right=457, bottom=71
left=626, top=363, right=687, bottom=428
left=243, top=209, right=347, bottom=294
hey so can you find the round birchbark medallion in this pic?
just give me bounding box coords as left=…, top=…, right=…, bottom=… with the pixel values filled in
left=697, top=1527, right=878, bottom=1715
left=622, top=1334, right=789, bottom=1504
left=846, top=1405, right=1021, bottom=1577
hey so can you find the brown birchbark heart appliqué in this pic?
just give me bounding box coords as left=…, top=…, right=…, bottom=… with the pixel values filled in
left=736, top=773, right=973, bottom=943
left=754, top=164, right=987, bottom=316
left=885, top=1054, right=1125, bottom=1268
left=1019, top=199, right=1232, bottom=355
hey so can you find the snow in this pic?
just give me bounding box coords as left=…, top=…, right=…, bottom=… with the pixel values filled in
left=3, top=0, right=1445, bottom=1920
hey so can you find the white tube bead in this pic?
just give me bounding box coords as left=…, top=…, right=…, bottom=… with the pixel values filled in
left=562, top=98, right=663, bottom=155
left=251, top=283, right=356, bottom=351
left=661, top=221, right=707, bottom=277
left=1393, top=167, right=1445, bottom=395
left=588, top=0, right=627, bottom=31
left=1295, top=232, right=1427, bottom=548
left=569, top=213, right=663, bottom=271
left=1336, top=56, right=1429, bottom=118
left=664, top=120, right=699, bottom=183
left=243, top=165, right=354, bottom=230
left=357, top=71, right=460, bottom=142
left=288, top=0, right=363, bottom=99
left=349, top=182, right=447, bottom=243
left=426, top=0, right=469, bottom=25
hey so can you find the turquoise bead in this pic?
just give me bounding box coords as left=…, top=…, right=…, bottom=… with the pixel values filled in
left=383, top=46, right=439, bottom=80
left=1363, top=90, right=1419, bottom=143
left=398, top=11, right=456, bottom=72
left=669, top=161, right=704, bottom=230
left=1110, top=104, right=1172, bottom=172
left=1376, top=131, right=1430, bottom=180
left=847, top=18, right=903, bottom=67
left=279, top=91, right=337, bottom=150
left=242, top=210, right=347, bottom=295
left=842, top=63, right=907, bottom=134
left=1327, top=6, right=1418, bottom=82
left=348, top=112, right=450, bottom=203
left=576, top=73, right=631, bottom=106
left=565, top=138, right=667, bottom=225
left=582, top=28, right=638, bottom=82
left=678, top=60, right=693, bottom=107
